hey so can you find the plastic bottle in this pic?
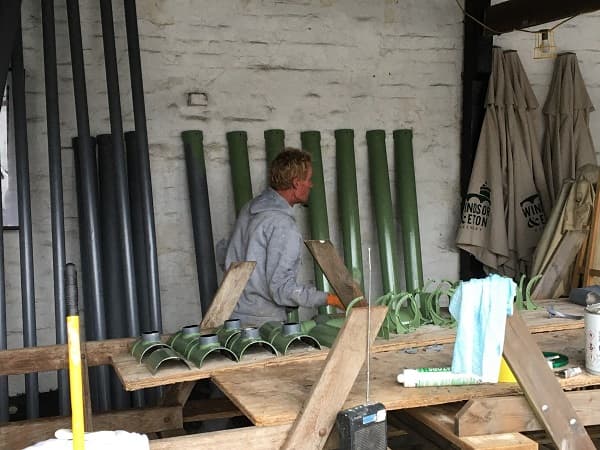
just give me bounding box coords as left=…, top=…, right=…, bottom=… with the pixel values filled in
left=396, top=368, right=483, bottom=387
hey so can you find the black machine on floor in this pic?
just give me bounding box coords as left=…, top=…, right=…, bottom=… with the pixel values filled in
left=336, top=402, right=387, bottom=450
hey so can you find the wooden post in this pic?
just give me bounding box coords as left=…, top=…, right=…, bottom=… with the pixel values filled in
left=503, top=312, right=595, bottom=449
left=281, top=306, right=387, bottom=450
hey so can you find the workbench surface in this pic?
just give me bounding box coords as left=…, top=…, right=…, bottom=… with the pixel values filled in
left=212, top=328, right=600, bottom=426
left=111, top=299, right=587, bottom=391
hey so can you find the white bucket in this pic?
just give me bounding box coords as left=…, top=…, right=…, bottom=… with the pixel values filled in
left=585, top=303, right=600, bottom=375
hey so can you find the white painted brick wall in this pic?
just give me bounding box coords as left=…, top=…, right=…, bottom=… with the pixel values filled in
left=6, top=1, right=597, bottom=395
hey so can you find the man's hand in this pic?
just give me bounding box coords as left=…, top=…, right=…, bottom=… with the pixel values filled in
left=326, top=293, right=345, bottom=311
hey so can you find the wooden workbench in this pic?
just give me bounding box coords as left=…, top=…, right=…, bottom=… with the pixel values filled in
left=112, top=299, right=585, bottom=391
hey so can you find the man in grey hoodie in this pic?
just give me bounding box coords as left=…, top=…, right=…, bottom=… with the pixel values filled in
left=225, top=148, right=343, bottom=326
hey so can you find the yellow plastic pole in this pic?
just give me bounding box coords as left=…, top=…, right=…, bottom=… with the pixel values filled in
left=66, top=263, right=85, bottom=449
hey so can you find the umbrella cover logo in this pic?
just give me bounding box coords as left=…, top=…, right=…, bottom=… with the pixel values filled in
left=461, top=183, right=490, bottom=229
left=520, top=194, right=545, bottom=230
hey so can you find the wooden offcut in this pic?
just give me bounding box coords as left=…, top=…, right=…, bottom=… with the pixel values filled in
left=503, top=312, right=595, bottom=449
left=281, top=306, right=387, bottom=450
left=199, top=261, right=256, bottom=328
left=456, top=391, right=600, bottom=436
left=305, top=239, right=364, bottom=307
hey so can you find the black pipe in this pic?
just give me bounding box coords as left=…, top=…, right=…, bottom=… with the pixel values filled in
left=124, top=0, right=162, bottom=332
left=72, top=138, right=111, bottom=412
left=181, top=131, right=218, bottom=314
left=41, top=0, right=69, bottom=416
left=0, top=0, right=23, bottom=111
left=0, top=134, right=8, bottom=423
left=97, top=134, right=131, bottom=410
left=12, top=22, right=39, bottom=420
left=125, top=131, right=150, bottom=331
left=99, top=0, right=140, bottom=342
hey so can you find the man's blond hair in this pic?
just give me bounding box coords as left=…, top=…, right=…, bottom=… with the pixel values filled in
left=270, top=148, right=312, bottom=190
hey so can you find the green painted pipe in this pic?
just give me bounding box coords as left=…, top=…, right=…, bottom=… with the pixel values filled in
left=335, top=129, right=364, bottom=290
left=367, top=130, right=400, bottom=294
left=226, top=131, right=253, bottom=215
left=301, top=131, right=331, bottom=292
left=393, top=129, right=424, bottom=292
left=264, top=129, right=285, bottom=168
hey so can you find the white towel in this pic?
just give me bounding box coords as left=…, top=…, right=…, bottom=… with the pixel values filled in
left=24, top=429, right=149, bottom=450
left=449, top=274, right=516, bottom=383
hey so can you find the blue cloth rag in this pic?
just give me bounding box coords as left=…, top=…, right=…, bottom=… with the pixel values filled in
left=450, top=274, right=516, bottom=383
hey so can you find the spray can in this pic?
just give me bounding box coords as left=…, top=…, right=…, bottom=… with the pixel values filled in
left=396, top=367, right=483, bottom=387
left=585, top=303, right=600, bottom=375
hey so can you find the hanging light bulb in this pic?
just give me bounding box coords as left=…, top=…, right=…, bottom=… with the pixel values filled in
left=534, top=29, right=557, bottom=59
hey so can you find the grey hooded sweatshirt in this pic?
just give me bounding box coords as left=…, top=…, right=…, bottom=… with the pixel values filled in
left=225, top=188, right=327, bottom=325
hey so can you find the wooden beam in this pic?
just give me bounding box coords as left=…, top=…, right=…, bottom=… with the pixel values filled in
left=485, top=0, right=600, bottom=34
left=456, top=391, right=600, bottom=436
left=183, top=397, right=242, bottom=422
left=0, top=406, right=182, bottom=450
left=0, top=337, right=137, bottom=375
left=149, top=424, right=292, bottom=450
left=402, top=406, right=537, bottom=450
left=200, top=261, right=255, bottom=328
left=503, top=312, right=595, bottom=449
left=304, top=240, right=364, bottom=306
left=281, top=306, right=388, bottom=450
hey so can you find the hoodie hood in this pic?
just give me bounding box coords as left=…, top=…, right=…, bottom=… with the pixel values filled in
left=248, top=187, right=294, bottom=218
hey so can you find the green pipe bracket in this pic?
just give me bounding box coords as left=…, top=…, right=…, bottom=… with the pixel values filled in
left=144, top=347, right=192, bottom=374
left=217, top=319, right=243, bottom=347
left=271, top=322, right=321, bottom=355
left=168, top=324, right=202, bottom=359
left=308, top=323, right=340, bottom=348
left=131, top=331, right=170, bottom=363
left=228, top=327, right=278, bottom=360
left=187, top=334, right=238, bottom=368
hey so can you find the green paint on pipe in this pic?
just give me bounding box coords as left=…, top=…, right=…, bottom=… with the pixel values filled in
left=264, top=129, right=285, bottom=168
left=366, top=130, right=400, bottom=294
left=335, top=129, right=364, bottom=290
left=393, top=129, right=424, bottom=292
left=226, top=131, right=253, bottom=216
left=301, top=131, right=331, bottom=292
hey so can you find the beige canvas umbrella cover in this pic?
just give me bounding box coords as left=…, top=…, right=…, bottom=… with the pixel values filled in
left=543, top=52, right=596, bottom=207
left=456, top=48, right=510, bottom=270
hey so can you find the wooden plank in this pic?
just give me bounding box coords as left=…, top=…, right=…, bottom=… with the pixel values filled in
left=281, top=306, right=387, bottom=450
left=531, top=231, right=586, bottom=300
left=0, top=298, right=583, bottom=378
left=149, top=424, right=292, bottom=450
left=305, top=239, right=365, bottom=306
left=213, top=328, right=600, bottom=427
left=485, top=0, right=600, bottom=34
left=183, top=397, right=242, bottom=422
left=200, top=261, right=256, bottom=329
left=503, top=312, right=595, bottom=449
left=0, top=406, right=182, bottom=450
left=402, top=406, right=537, bottom=450
left=160, top=381, right=196, bottom=407
left=583, top=185, right=600, bottom=286
left=456, top=390, right=600, bottom=436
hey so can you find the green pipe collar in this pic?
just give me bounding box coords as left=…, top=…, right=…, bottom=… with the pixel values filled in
left=168, top=324, right=202, bottom=359
left=308, top=323, right=341, bottom=348
left=259, top=320, right=285, bottom=343
left=217, top=319, right=243, bottom=347
left=187, top=334, right=238, bottom=368
left=270, top=323, right=321, bottom=355
left=144, top=347, right=192, bottom=374
left=131, top=331, right=170, bottom=363
left=228, top=327, right=278, bottom=360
